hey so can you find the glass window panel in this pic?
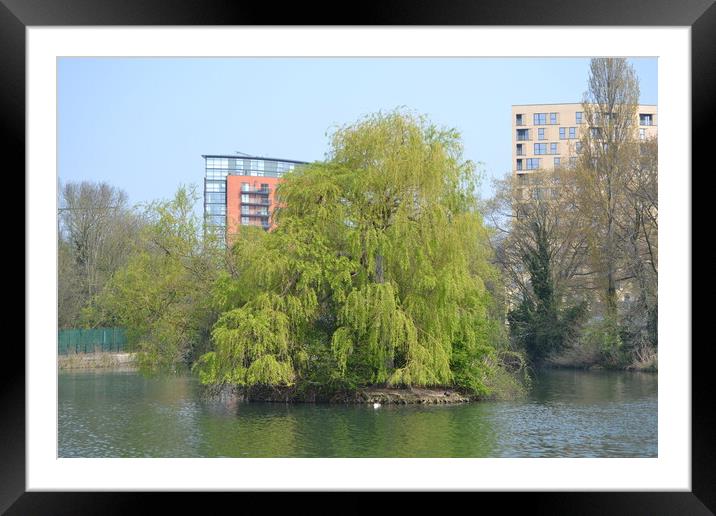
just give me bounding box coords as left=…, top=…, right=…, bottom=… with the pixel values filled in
left=206, top=193, right=225, bottom=203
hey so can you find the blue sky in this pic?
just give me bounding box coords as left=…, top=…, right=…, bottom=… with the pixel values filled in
left=58, top=57, right=657, bottom=210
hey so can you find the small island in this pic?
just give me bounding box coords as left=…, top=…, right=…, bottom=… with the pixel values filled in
left=189, top=110, right=526, bottom=402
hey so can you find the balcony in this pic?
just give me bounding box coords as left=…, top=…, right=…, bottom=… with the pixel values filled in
left=241, top=198, right=270, bottom=206
left=240, top=187, right=270, bottom=194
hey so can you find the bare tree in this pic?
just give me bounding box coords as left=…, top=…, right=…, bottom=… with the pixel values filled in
left=58, top=180, right=143, bottom=326
left=484, top=170, right=588, bottom=363
left=486, top=169, right=588, bottom=308
left=576, top=58, right=641, bottom=320
left=617, top=137, right=658, bottom=350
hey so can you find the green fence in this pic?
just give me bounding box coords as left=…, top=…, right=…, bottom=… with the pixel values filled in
left=58, top=327, right=128, bottom=354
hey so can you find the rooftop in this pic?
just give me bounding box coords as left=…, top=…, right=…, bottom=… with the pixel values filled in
left=202, top=154, right=309, bottom=165
left=512, top=102, right=657, bottom=107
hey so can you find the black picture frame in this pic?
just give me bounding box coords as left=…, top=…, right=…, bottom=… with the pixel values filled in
left=6, top=0, right=711, bottom=513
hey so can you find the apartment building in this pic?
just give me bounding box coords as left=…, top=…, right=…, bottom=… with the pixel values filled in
left=203, top=154, right=307, bottom=239
left=512, top=103, right=658, bottom=180
left=510, top=103, right=658, bottom=308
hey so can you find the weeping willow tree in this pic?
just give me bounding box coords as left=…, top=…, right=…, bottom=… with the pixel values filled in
left=196, top=110, right=513, bottom=396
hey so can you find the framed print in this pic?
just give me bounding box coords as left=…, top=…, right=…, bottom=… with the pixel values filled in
left=6, top=0, right=712, bottom=513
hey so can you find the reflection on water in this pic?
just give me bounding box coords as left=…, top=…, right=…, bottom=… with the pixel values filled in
left=58, top=368, right=657, bottom=458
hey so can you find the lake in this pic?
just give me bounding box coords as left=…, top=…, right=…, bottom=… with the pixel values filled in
left=58, top=368, right=657, bottom=457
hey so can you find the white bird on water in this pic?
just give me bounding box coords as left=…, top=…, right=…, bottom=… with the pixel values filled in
left=373, top=402, right=381, bottom=409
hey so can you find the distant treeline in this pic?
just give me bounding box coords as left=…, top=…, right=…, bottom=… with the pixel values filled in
left=485, top=58, right=657, bottom=371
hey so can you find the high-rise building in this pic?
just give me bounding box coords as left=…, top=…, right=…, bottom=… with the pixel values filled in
left=509, top=103, right=658, bottom=308
left=203, top=154, right=307, bottom=239
left=511, top=103, right=657, bottom=179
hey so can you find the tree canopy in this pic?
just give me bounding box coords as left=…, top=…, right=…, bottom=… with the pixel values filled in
left=195, top=110, right=510, bottom=395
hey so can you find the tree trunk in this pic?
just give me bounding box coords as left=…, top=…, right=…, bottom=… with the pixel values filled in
left=375, top=253, right=385, bottom=284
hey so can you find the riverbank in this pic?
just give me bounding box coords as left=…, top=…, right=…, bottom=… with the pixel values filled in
left=58, top=352, right=138, bottom=370
left=205, top=383, right=473, bottom=405
left=545, top=350, right=658, bottom=373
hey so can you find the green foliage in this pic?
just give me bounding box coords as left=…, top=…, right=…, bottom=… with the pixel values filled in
left=580, top=315, right=625, bottom=368
left=91, top=185, right=221, bottom=370
left=508, top=295, right=587, bottom=365
left=506, top=221, right=587, bottom=365
left=196, top=109, right=510, bottom=395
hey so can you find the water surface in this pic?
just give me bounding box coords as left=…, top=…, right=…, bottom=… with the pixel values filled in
left=58, top=368, right=657, bottom=457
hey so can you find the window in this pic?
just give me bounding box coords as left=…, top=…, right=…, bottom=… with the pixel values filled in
left=639, top=128, right=646, bottom=140
left=534, top=143, right=547, bottom=155
left=538, top=128, right=546, bottom=140
left=205, top=180, right=225, bottom=193
left=532, top=188, right=544, bottom=200
left=241, top=206, right=249, bottom=214
left=550, top=112, right=558, bottom=125
left=516, top=143, right=524, bottom=156
left=576, top=112, right=583, bottom=124
left=206, top=157, right=229, bottom=169
left=517, top=128, right=530, bottom=141
left=550, top=143, right=558, bottom=155
left=569, top=127, right=576, bottom=139
left=559, top=127, right=566, bottom=140
left=527, top=158, right=541, bottom=170
left=241, top=194, right=249, bottom=203
left=554, top=157, right=561, bottom=167
left=241, top=217, right=249, bottom=225
left=206, top=204, right=225, bottom=215
left=533, top=113, right=547, bottom=125
left=516, top=159, right=523, bottom=171
left=205, top=192, right=224, bottom=204
left=516, top=114, right=524, bottom=126
left=590, top=127, right=602, bottom=139
left=241, top=182, right=249, bottom=192
left=639, top=113, right=653, bottom=126
left=208, top=215, right=224, bottom=226
left=575, top=142, right=583, bottom=153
